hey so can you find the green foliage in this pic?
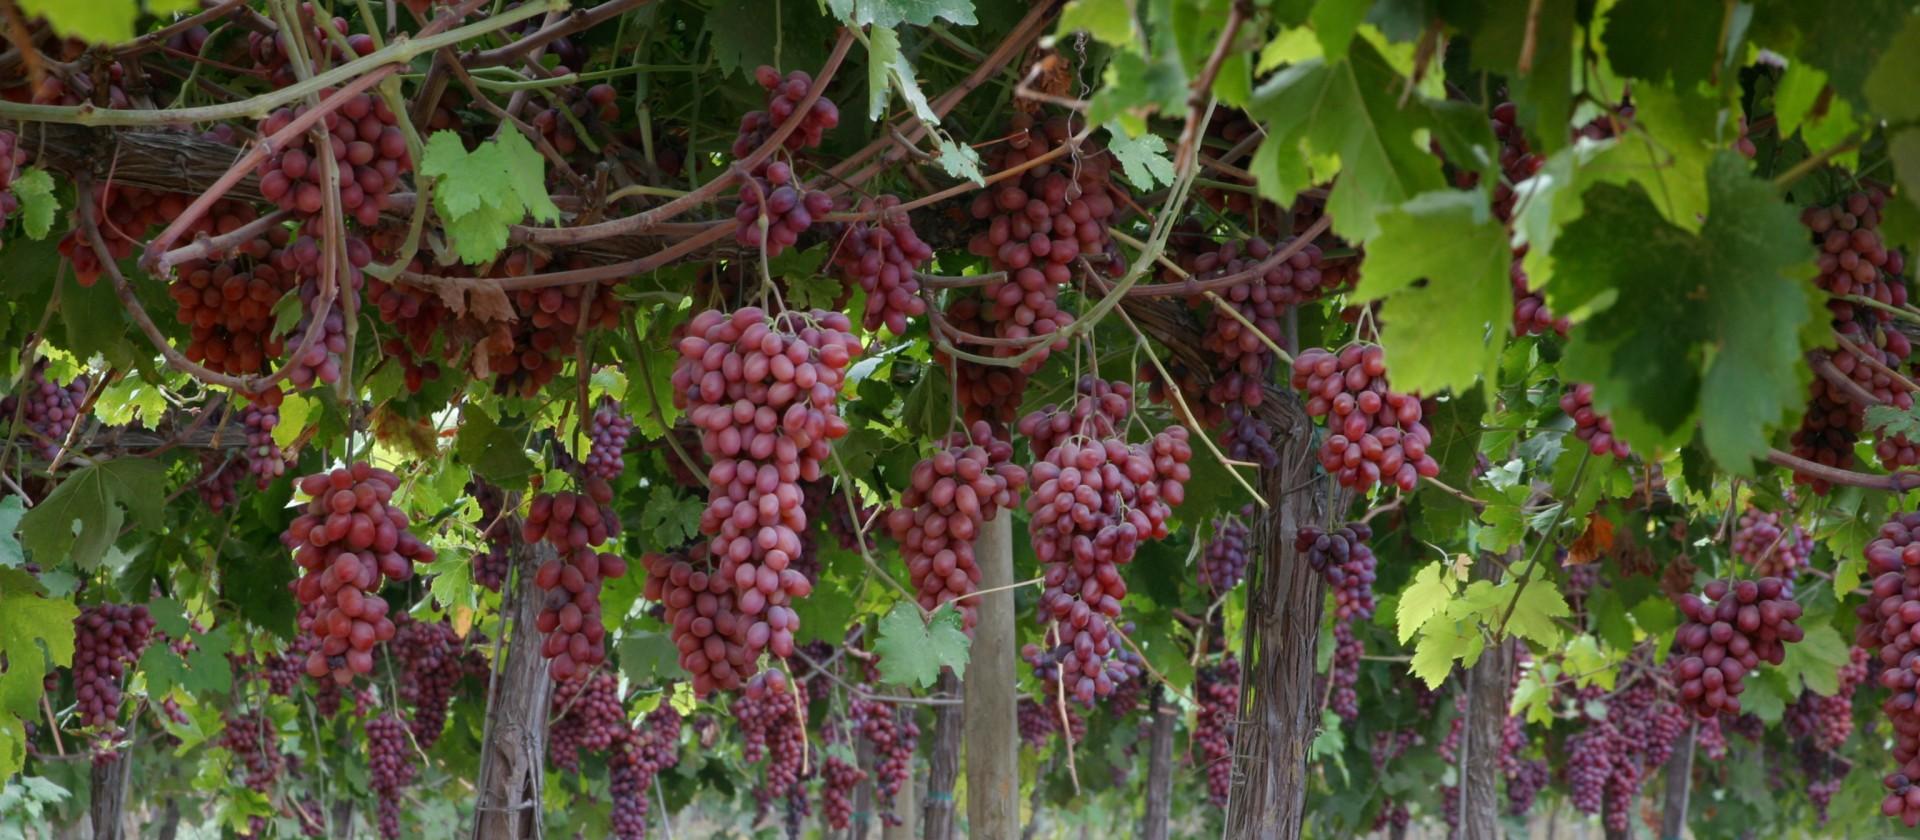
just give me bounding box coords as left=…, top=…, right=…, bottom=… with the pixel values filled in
left=18, top=459, right=166, bottom=571
left=872, top=602, right=970, bottom=687
left=418, top=131, right=561, bottom=265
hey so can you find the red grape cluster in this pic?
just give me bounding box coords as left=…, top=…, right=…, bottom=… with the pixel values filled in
left=282, top=464, right=434, bottom=683
left=1731, top=506, right=1813, bottom=579
left=818, top=743, right=865, bottom=830
left=1014, top=696, right=1085, bottom=749
left=1298, top=522, right=1377, bottom=621
left=1195, top=655, right=1240, bottom=807
left=392, top=618, right=465, bottom=749
left=734, top=161, right=833, bottom=257
left=733, top=66, right=841, bottom=159
left=851, top=695, right=919, bottom=825
left=1791, top=377, right=1865, bottom=493
left=71, top=603, right=155, bottom=728
left=495, top=263, right=625, bottom=397
left=220, top=710, right=283, bottom=790
left=1022, top=378, right=1192, bottom=702
left=366, top=712, right=415, bottom=839
left=607, top=703, right=683, bottom=840
left=365, top=271, right=446, bottom=393
left=1443, top=101, right=1565, bottom=336
left=270, top=232, right=371, bottom=389
left=530, top=83, right=620, bottom=159
left=196, top=452, right=241, bottom=512
left=239, top=404, right=289, bottom=488
left=525, top=482, right=628, bottom=681
left=1671, top=578, right=1804, bottom=718
left=468, top=479, right=512, bottom=592
left=245, top=5, right=370, bottom=86
left=256, top=92, right=410, bottom=227
left=1560, top=676, right=1689, bottom=830
left=1290, top=346, right=1440, bottom=491
left=1853, top=512, right=1920, bottom=825
left=1, top=361, right=89, bottom=459
left=59, top=183, right=256, bottom=287
left=934, top=295, right=1027, bottom=429
left=670, top=307, right=861, bottom=678
left=1198, top=507, right=1253, bottom=596
left=548, top=670, right=625, bottom=773
left=168, top=230, right=286, bottom=378
left=1565, top=559, right=1600, bottom=612
left=887, top=420, right=1028, bottom=632
left=1787, top=646, right=1870, bottom=751
left=584, top=397, right=634, bottom=480
left=732, top=670, right=808, bottom=810
left=1806, top=190, right=1905, bottom=326
left=1327, top=619, right=1362, bottom=722
left=1187, top=236, right=1337, bottom=388
left=0, top=130, right=26, bottom=243
left=1560, top=383, right=1632, bottom=459
left=833, top=195, right=932, bottom=334
left=265, top=630, right=316, bottom=697
left=644, top=545, right=761, bottom=697
left=1564, top=714, right=1614, bottom=815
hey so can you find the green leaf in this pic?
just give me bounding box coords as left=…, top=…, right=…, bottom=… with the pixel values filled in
left=1562, top=634, right=1617, bottom=690
left=1396, top=562, right=1452, bottom=644
left=494, top=130, right=561, bottom=224
left=0, top=497, right=23, bottom=568
left=1600, top=0, right=1725, bottom=88
left=1890, top=130, right=1920, bottom=225
left=1308, top=707, right=1347, bottom=761
left=419, top=130, right=556, bottom=265
left=1778, top=622, right=1850, bottom=697
left=1500, top=580, right=1568, bottom=646
left=1775, top=64, right=1863, bottom=170
left=11, top=169, right=57, bottom=240
left=0, top=584, right=76, bottom=779
left=424, top=551, right=476, bottom=612
left=273, top=393, right=315, bottom=450
left=454, top=407, right=534, bottom=489
left=933, top=135, right=986, bottom=184
left=15, top=0, right=138, bottom=44
left=1309, top=0, right=1373, bottom=59
left=871, top=602, right=970, bottom=688
left=1742, top=666, right=1789, bottom=723
left=1510, top=667, right=1553, bottom=724
left=638, top=486, right=704, bottom=549
left=1552, top=155, right=1819, bottom=469
left=18, top=459, right=166, bottom=570
left=1615, top=86, right=1716, bottom=231
left=1866, top=404, right=1920, bottom=440
left=1451, top=0, right=1575, bottom=156
left=1058, top=0, right=1137, bottom=44
left=828, top=0, right=975, bottom=27
left=1353, top=190, right=1511, bottom=394
left=1865, top=16, right=1920, bottom=122
left=91, top=377, right=167, bottom=428
left=1409, top=618, right=1476, bottom=689
left=1104, top=124, right=1175, bottom=189
left=867, top=26, right=940, bottom=124
left=618, top=631, right=688, bottom=685
left=1246, top=39, right=1447, bottom=242
left=1753, top=0, right=1909, bottom=111
left=1087, top=49, right=1187, bottom=135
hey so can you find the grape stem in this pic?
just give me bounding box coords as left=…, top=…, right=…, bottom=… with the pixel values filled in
left=151, top=208, right=292, bottom=275
left=1109, top=303, right=1269, bottom=508
left=1765, top=447, right=1920, bottom=492
left=1832, top=330, right=1920, bottom=395
left=1171, top=0, right=1251, bottom=174
left=463, top=0, right=651, bottom=68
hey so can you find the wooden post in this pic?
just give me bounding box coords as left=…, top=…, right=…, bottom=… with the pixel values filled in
left=1461, top=637, right=1516, bottom=839
left=1224, top=444, right=1324, bottom=840
left=1660, top=724, right=1695, bottom=839
left=853, top=738, right=876, bottom=839
left=881, top=769, right=919, bottom=840
left=965, top=513, right=1019, bottom=838
left=87, top=750, right=131, bottom=840
left=921, top=671, right=963, bottom=840
left=1141, top=687, right=1176, bottom=840
left=470, top=541, right=555, bottom=840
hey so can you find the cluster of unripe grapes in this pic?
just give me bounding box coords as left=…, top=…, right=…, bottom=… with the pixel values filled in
left=1732, top=506, right=1814, bottom=579
left=1291, top=346, right=1440, bottom=491
left=1854, top=512, right=1920, bottom=825
left=670, top=307, right=860, bottom=691
left=851, top=695, right=919, bottom=824
left=1, top=360, right=89, bottom=459
left=1022, top=378, right=1191, bottom=703
left=1298, top=522, right=1376, bottom=621
left=547, top=670, right=626, bottom=773
left=1671, top=578, right=1804, bottom=718
left=1560, top=383, right=1632, bottom=459
left=70, top=604, right=156, bottom=728
left=1195, top=655, right=1240, bottom=807
left=365, top=712, right=415, bottom=839
left=732, top=670, right=809, bottom=810
left=219, top=710, right=283, bottom=790
left=887, top=421, right=1028, bottom=632
left=281, top=464, right=434, bottom=683
left=256, top=91, right=410, bottom=228
left=584, top=397, right=634, bottom=480
left=834, top=195, right=931, bottom=334
left=524, top=481, right=628, bottom=681
left=1198, top=507, right=1252, bottom=596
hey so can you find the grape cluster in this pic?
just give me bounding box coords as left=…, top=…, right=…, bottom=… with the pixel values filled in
left=283, top=233, right=372, bottom=390
left=818, top=743, right=866, bottom=830
left=1327, top=619, right=1362, bottom=722
left=71, top=603, right=155, bottom=728
left=734, top=161, right=833, bottom=257
left=669, top=307, right=861, bottom=688
left=887, top=421, right=1028, bottom=632
left=468, top=479, right=512, bottom=592
left=851, top=695, right=919, bottom=824
left=1671, top=579, right=1804, bottom=718
left=265, top=631, right=316, bottom=697
left=366, top=712, right=415, bottom=839
left=934, top=295, right=1026, bottom=429
left=731, top=670, right=808, bottom=809
left=1015, top=696, right=1085, bottom=749
left=168, top=227, right=286, bottom=379
left=391, top=618, right=464, bottom=749
left=1198, top=507, right=1253, bottom=596
left=1, top=361, right=88, bottom=459
left=197, top=452, right=241, bottom=512
left=1195, top=655, right=1240, bottom=807
left=1564, top=716, right=1613, bottom=815
left=1298, top=522, right=1377, bottom=621
left=59, top=182, right=257, bottom=287
left=239, top=404, right=289, bottom=488
left=1565, top=558, right=1600, bottom=612
left=548, top=670, right=626, bottom=773
left=1806, top=190, right=1905, bottom=326
left=733, top=66, right=841, bottom=159
left=1732, top=506, right=1814, bottom=579
left=644, top=545, right=762, bottom=697
left=1291, top=346, right=1440, bottom=491
left=1560, top=676, right=1690, bottom=830
left=525, top=482, right=628, bottom=681
left=530, top=83, right=620, bottom=159
left=256, top=92, right=410, bottom=227
left=1560, top=383, right=1632, bottom=459
left=0, top=130, right=26, bottom=243
left=282, top=464, right=434, bottom=683
left=833, top=195, right=932, bottom=334
left=607, top=703, right=683, bottom=840
left=245, top=5, right=369, bottom=86
left=1852, top=512, right=1920, bottom=825
left=220, top=710, right=283, bottom=790
left=584, top=397, right=634, bottom=480
left=1022, top=378, right=1192, bottom=702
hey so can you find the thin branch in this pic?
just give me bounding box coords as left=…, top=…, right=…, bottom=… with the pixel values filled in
left=1766, top=447, right=1920, bottom=492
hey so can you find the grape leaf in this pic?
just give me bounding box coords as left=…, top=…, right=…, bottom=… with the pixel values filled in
left=865, top=27, right=941, bottom=124
left=1752, top=0, right=1908, bottom=111
left=1353, top=190, right=1511, bottom=395
left=1246, top=38, right=1446, bottom=242
left=1448, top=0, right=1575, bottom=157
left=11, top=169, right=57, bottom=240
left=618, top=631, right=688, bottom=686
left=1865, top=16, right=1920, bottom=122
left=1776, top=622, right=1849, bottom=696
left=0, top=497, right=23, bottom=569
left=638, top=486, right=704, bottom=549
left=1309, top=0, right=1373, bottom=59
left=1104, top=124, right=1175, bottom=189
left=1087, top=49, right=1187, bottom=137
left=828, top=0, right=976, bottom=27
left=1058, top=0, right=1137, bottom=44
left=1552, top=155, right=1820, bottom=469
left=0, top=581, right=77, bottom=779
left=1408, top=616, right=1476, bottom=689
left=92, top=377, right=167, bottom=429
left=1498, top=580, right=1568, bottom=646
left=1396, top=562, right=1452, bottom=644
left=424, top=552, right=476, bottom=612
left=933, top=135, right=985, bottom=184
left=1600, top=0, right=1727, bottom=88
left=18, top=459, right=166, bottom=570
left=453, top=407, right=534, bottom=490
left=140, top=624, right=232, bottom=697
left=418, top=130, right=558, bottom=265
left=872, top=602, right=970, bottom=687
left=1510, top=666, right=1554, bottom=724
left=14, top=0, right=139, bottom=45
left=1773, top=64, right=1863, bottom=171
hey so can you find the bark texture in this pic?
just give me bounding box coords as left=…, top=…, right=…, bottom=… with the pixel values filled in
left=470, top=541, right=554, bottom=840
left=921, top=670, right=963, bottom=840
left=965, top=514, right=1019, bottom=839
left=1141, top=688, right=1177, bottom=840
left=1460, top=638, right=1517, bottom=839
left=1660, top=724, right=1695, bottom=839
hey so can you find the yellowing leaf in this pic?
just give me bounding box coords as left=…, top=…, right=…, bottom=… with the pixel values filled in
left=1396, top=562, right=1452, bottom=644
left=1409, top=618, right=1476, bottom=689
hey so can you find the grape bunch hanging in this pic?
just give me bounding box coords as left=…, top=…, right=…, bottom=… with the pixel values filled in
left=1290, top=345, right=1439, bottom=491
left=1, top=361, right=89, bottom=460
left=71, top=604, right=156, bottom=729
left=731, top=669, right=809, bottom=812
left=366, top=712, right=415, bottom=839
left=1198, top=506, right=1253, bottom=596
left=834, top=195, right=932, bottom=334
left=1560, top=383, right=1632, bottom=460
left=1195, top=655, right=1240, bottom=807
left=643, top=545, right=761, bottom=697
left=1731, top=505, right=1814, bottom=580
left=255, top=91, right=411, bottom=227
left=1855, top=512, right=1920, bottom=825
left=886, top=420, right=1028, bottom=632
left=524, top=481, right=629, bottom=681
left=281, top=463, right=434, bottom=684
left=583, top=397, right=634, bottom=480
left=1022, top=377, right=1191, bottom=703
left=1670, top=578, right=1804, bottom=718
left=1298, top=522, right=1377, bottom=621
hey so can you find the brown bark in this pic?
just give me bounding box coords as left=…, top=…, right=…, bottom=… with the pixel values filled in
left=921, top=670, right=963, bottom=840
left=1460, top=638, right=1517, bottom=839
left=965, top=514, right=1020, bottom=838
left=154, top=800, right=180, bottom=840
left=1141, top=687, right=1177, bottom=840
left=469, top=541, right=555, bottom=840
left=853, top=738, right=876, bottom=840
left=87, top=750, right=131, bottom=840
left=1660, top=724, right=1695, bottom=839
